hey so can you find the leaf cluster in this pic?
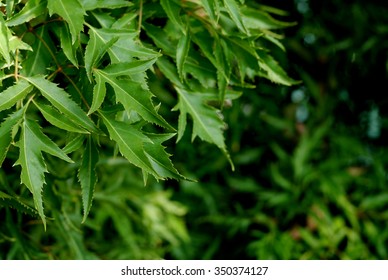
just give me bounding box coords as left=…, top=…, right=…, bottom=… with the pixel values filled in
left=0, top=0, right=296, bottom=237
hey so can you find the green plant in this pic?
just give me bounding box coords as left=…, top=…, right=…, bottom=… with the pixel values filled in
left=0, top=0, right=296, bottom=259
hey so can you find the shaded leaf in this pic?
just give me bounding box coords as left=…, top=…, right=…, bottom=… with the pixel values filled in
left=0, top=190, right=39, bottom=217
left=176, top=28, right=191, bottom=82
left=79, top=136, right=99, bottom=222
left=63, top=134, right=86, bottom=154
left=257, top=49, right=300, bottom=86
left=22, top=26, right=53, bottom=76
left=160, top=0, right=185, bottom=34
left=0, top=109, right=23, bottom=166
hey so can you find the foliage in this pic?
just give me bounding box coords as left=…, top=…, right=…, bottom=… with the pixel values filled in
left=165, top=0, right=388, bottom=259
left=0, top=0, right=296, bottom=259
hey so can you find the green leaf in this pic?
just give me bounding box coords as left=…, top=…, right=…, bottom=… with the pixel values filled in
left=63, top=133, right=86, bottom=154
left=241, top=7, right=296, bottom=30
left=143, top=133, right=185, bottom=180
left=79, top=136, right=99, bottom=223
left=223, top=0, right=248, bottom=34
left=22, top=26, right=53, bottom=76
left=79, top=0, right=132, bottom=10
left=256, top=49, right=300, bottom=86
left=95, top=69, right=173, bottom=129
left=176, top=28, right=191, bottom=82
left=0, top=190, right=39, bottom=217
left=143, top=23, right=175, bottom=56
left=160, top=0, right=185, bottom=34
left=0, top=16, right=11, bottom=64
left=88, top=71, right=106, bottom=115
left=200, top=0, right=220, bottom=24
left=100, top=112, right=182, bottom=181
left=24, top=76, right=99, bottom=133
left=34, top=100, right=89, bottom=133
left=0, top=109, right=23, bottom=167
left=6, top=0, right=47, bottom=27
left=0, top=80, right=33, bottom=112
left=174, top=87, right=234, bottom=170
left=15, top=118, right=73, bottom=228
left=102, top=58, right=158, bottom=77
left=47, top=0, right=85, bottom=44
left=99, top=112, right=158, bottom=179
left=84, top=26, right=119, bottom=81
left=59, top=24, right=79, bottom=67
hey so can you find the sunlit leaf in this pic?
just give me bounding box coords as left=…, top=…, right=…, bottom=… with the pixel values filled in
left=0, top=80, right=33, bottom=112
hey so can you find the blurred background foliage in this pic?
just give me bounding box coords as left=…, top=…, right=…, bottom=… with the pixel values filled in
left=1, top=0, right=388, bottom=259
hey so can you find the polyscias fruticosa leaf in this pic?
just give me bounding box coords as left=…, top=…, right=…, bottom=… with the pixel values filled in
left=143, top=133, right=185, bottom=180
left=176, top=27, right=191, bottom=82
left=22, top=26, right=54, bottom=76
left=88, top=58, right=158, bottom=115
left=223, top=0, right=248, bottom=34
left=0, top=109, right=23, bottom=167
left=79, top=136, right=99, bottom=223
left=33, top=100, right=89, bottom=134
left=160, top=0, right=186, bottom=34
left=79, top=0, right=132, bottom=10
left=0, top=190, right=39, bottom=217
left=15, top=118, right=73, bottom=229
left=6, top=0, right=47, bottom=27
left=0, top=16, right=11, bottom=64
left=174, top=87, right=234, bottom=170
left=0, top=80, right=33, bottom=112
left=94, top=69, right=173, bottom=130
left=256, top=49, right=300, bottom=86
left=47, top=0, right=85, bottom=44
left=99, top=112, right=182, bottom=181
left=24, top=76, right=99, bottom=133
left=59, top=24, right=79, bottom=67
